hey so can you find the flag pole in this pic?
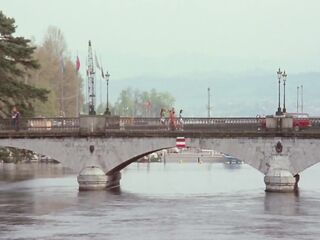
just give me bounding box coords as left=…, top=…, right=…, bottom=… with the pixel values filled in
left=60, top=57, right=64, bottom=117
left=76, top=53, right=81, bottom=116
left=99, top=56, right=103, bottom=110
left=76, top=53, right=79, bottom=116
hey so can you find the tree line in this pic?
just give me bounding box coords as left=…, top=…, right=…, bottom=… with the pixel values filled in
left=110, top=88, right=175, bottom=117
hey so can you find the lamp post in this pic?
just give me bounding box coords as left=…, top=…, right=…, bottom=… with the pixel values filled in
left=300, top=85, right=303, bottom=113
left=282, top=70, right=287, bottom=113
left=296, top=86, right=300, bottom=112
left=104, top=71, right=111, bottom=116
left=276, top=68, right=282, bottom=115
left=207, top=87, right=211, bottom=118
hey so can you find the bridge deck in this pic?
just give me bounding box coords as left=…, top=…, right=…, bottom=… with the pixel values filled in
left=1, top=117, right=320, bottom=138
left=1, top=129, right=320, bottom=139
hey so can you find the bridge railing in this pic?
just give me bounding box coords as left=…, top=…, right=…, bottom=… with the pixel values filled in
left=27, top=117, right=79, bottom=131
left=2, top=116, right=320, bottom=133
left=0, top=119, right=12, bottom=131
left=118, top=117, right=260, bottom=130
left=0, top=117, right=79, bottom=132
left=182, top=117, right=259, bottom=130
left=119, top=117, right=167, bottom=130
left=310, top=118, right=320, bottom=129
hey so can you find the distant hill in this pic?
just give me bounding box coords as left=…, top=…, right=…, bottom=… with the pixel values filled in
left=104, top=71, right=320, bottom=117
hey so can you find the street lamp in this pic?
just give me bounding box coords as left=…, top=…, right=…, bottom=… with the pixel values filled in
left=276, top=68, right=282, bottom=115
left=296, top=86, right=300, bottom=112
left=104, top=71, right=111, bottom=116
left=300, top=85, right=303, bottom=113
left=282, top=70, right=287, bottom=113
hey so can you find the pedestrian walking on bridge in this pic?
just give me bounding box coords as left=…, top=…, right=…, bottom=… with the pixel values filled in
left=178, top=109, right=184, bottom=130
left=169, top=108, right=177, bottom=131
left=160, top=108, right=166, bottom=125
left=11, top=106, right=20, bottom=131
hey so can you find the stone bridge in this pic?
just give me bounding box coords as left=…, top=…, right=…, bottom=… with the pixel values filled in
left=1, top=134, right=320, bottom=193
left=1, top=115, right=320, bottom=192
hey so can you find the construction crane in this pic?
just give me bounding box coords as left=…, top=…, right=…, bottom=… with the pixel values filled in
left=87, top=40, right=96, bottom=115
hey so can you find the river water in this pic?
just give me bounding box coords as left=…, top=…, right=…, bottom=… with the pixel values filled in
left=0, top=162, right=320, bottom=240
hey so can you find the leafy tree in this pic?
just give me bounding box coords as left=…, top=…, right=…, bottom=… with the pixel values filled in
left=0, top=11, right=49, bottom=117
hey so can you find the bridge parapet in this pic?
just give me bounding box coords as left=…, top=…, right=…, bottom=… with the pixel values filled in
left=79, top=115, right=106, bottom=135
left=1, top=116, right=320, bottom=138
left=0, top=117, right=79, bottom=132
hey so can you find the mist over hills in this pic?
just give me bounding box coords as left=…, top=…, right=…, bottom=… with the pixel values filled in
left=106, top=71, right=320, bottom=117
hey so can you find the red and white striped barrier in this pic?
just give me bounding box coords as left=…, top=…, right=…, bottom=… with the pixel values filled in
left=176, top=137, right=186, bottom=148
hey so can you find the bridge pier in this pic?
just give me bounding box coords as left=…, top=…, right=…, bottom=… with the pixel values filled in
left=263, top=154, right=296, bottom=192
left=77, top=166, right=107, bottom=191
left=264, top=168, right=296, bottom=192
left=106, top=172, right=122, bottom=189
left=77, top=167, right=121, bottom=191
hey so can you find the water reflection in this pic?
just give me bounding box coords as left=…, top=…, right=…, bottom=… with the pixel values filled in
left=264, top=192, right=300, bottom=215
left=0, top=163, right=73, bottom=182
left=0, top=162, right=319, bottom=240
left=0, top=190, right=39, bottom=227
left=223, top=162, right=242, bottom=170
left=77, top=187, right=122, bottom=202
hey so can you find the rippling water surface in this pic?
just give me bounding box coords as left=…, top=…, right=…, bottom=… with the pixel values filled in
left=0, top=162, right=320, bottom=240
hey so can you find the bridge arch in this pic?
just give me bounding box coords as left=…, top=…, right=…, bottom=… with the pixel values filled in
left=106, top=147, right=171, bottom=175
left=1, top=137, right=320, bottom=176
left=187, top=137, right=320, bottom=175
left=0, top=138, right=175, bottom=173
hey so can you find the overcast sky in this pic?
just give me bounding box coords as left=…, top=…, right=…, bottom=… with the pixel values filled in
left=2, top=0, right=320, bottom=76
left=1, top=0, right=320, bottom=115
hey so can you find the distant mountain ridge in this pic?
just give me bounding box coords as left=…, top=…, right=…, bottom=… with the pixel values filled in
left=106, top=71, right=320, bottom=117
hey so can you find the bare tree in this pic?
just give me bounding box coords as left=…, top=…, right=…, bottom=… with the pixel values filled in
left=28, top=26, right=83, bottom=117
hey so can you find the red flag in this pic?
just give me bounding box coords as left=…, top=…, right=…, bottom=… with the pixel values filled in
left=76, top=56, right=80, bottom=72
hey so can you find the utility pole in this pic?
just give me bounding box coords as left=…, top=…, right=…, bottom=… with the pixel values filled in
left=76, top=55, right=80, bottom=116
left=207, top=87, right=211, bottom=118
left=296, top=86, right=299, bottom=113
left=87, top=40, right=96, bottom=115
left=60, top=57, right=65, bottom=117
left=301, top=85, right=303, bottom=113
left=76, top=75, right=79, bottom=116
